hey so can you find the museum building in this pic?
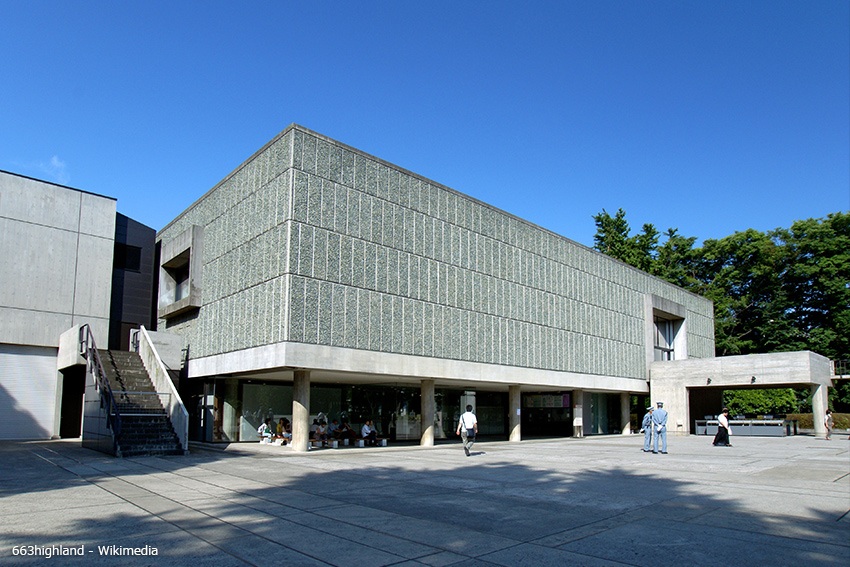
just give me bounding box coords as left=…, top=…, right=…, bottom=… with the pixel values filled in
left=2, top=125, right=833, bottom=449
left=155, top=125, right=717, bottom=448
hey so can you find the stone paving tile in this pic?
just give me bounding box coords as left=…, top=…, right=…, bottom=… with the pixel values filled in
left=480, top=542, right=629, bottom=567
left=294, top=508, right=442, bottom=560
left=245, top=518, right=410, bottom=566
left=213, top=533, right=328, bottom=566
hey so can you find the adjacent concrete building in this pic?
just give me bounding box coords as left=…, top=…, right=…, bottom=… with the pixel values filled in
left=0, top=170, right=155, bottom=440
left=155, top=125, right=717, bottom=447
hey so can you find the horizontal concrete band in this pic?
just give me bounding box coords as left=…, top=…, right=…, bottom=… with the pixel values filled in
left=187, top=340, right=649, bottom=393
left=651, top=351, right=833, bottom=388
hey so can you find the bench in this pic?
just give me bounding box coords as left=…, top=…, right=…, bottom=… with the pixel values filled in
left=350, top=437, right=388, bottom=447
left=308, top=439, right=339, bottom=449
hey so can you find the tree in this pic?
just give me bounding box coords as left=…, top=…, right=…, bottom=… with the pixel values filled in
left=592, top=210, right=849, bottom=362
left=776, top=213, right=850, bottom=361
left=593, top=210, right=850, bottom=412
left=592, top=209, right=659, bottom=273
left=698, top=229, right=789, bottom=356
left=723, top=388, right=799, bottom=416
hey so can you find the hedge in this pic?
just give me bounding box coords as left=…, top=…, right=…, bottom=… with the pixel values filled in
left=785, top=413, right=850, bottom=430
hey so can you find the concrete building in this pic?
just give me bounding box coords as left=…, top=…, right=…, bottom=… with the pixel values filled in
left=156, top=125, right=719, bottom=449
left=2, top=126, right=833, bottom=447
left=0, top=170, right=155, bottom=440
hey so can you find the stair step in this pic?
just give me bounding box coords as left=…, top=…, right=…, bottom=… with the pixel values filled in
left=99, top=349, right=182, bottom=458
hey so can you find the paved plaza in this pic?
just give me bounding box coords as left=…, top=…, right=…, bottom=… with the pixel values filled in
left=0, top=433, right=847, bottom=566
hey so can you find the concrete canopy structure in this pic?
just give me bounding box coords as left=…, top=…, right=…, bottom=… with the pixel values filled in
left=651, top=351, right=833, bottom=436
left=156, top=125, right=717, bottom=449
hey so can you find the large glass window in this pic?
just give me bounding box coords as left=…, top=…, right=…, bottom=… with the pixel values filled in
left=654, top=316, right=675, bottom=361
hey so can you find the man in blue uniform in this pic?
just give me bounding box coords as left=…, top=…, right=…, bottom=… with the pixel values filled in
left=641, top=406, right=654, bottom=452
left=651, top=401, right=668, bottom=454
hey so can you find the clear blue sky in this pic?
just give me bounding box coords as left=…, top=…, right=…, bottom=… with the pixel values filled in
left=2, top=1, right=848, bottom=247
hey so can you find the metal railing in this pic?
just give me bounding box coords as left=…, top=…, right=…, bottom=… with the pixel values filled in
left=79, top=324, right=122, bottom=442
left=832, top=360, right=849, bottom=378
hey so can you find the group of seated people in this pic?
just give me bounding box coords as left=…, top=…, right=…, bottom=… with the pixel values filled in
left=259, top=416, right=382, bottom=446
left=257, top=417, right=293, bottom=444
left=310, top=418, right=380, bottom=446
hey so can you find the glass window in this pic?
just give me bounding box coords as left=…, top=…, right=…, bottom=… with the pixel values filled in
left=654, top=316, right=675, bottom=361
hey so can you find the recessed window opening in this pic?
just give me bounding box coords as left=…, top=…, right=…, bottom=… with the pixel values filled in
left=162, top=249, right=191, bottom=305
left=113, top=243, right=142, bottom=272
left=654, top=315, right=675, bottom=361
left=173, top=263, right=190, bottom=301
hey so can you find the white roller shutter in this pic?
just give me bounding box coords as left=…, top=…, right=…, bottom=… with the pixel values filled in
left=0, top=344, right=59, bottom=439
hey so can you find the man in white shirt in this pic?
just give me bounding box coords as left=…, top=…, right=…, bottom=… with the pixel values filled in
left=455, top=405, right=478, bottom=457
left=714, top=408, right=732, bottom=446
left=361, top=419, right=378, bottom=446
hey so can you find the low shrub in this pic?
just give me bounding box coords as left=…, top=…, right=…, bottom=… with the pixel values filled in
left=785, top=413, right=850, bottom=430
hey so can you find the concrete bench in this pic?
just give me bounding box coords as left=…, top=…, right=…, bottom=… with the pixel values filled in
left=308, top=439, right=339, bottom=449
left=351, top=437, right=388, bottom=447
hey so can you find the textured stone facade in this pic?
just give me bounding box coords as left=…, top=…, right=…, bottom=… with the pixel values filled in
left=157, top=125, right=714, bottom=382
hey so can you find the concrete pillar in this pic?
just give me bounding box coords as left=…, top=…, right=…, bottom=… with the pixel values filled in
left=292, top=370, right=311, bottom=452
left=811, top=383, right=828, bottom=438
left=572, top=389, right=583, bottom=438
left=620, top=393, right=631, bottom=435
left=508, top=385, right=521, bottom=442
left=420, top=379, right=435, bottom=447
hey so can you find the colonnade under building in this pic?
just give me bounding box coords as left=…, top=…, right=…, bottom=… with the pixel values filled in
left=190, top=369, right=646, bottom=451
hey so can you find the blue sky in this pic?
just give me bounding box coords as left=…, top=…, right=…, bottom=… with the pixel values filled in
left=1, top=1, right=847, bottom=247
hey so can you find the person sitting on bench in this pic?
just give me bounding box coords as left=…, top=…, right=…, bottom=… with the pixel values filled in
left=361, top=419, right=379, bottom=446
left=257, top=418, right=273, bottom=443
left=335, top=421, right=357, bottom=441
left=314, top=420, right=329, bottom=444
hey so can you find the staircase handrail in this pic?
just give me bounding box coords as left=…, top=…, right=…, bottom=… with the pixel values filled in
left=136, top=326, right=189, bottom=453
left=78, top=324, right=122, bottom=442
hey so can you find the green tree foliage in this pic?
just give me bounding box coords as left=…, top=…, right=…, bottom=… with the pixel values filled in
left=723, top=388, right=799, bottom=416
left=593, top=210, right=850, bottom=410
left=592, top=208, right=659, bottom=273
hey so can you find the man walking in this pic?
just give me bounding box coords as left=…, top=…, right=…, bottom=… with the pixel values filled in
left=652, top=401, right=668, bottom=454
left=641, top=406, right=654, bottom=452
left=713, top=407, right=732, bottom=447
left=456, top=405, right=478, bottom=457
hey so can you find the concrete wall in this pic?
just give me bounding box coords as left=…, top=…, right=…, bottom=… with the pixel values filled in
left=0, top=171, right=116, bottom=440
left=0, top=171, right=116, bottom=345
left=157, top=125, right=714, bottom=386
left=650, top=351, right=833, bottom=435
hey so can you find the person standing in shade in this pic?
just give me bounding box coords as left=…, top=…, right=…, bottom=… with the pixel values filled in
left=652, top=401, right=668, bottom=454
left=456, top=404, right=478, bottom=457
left=713, top=408, right=732, bottom=447
left=641, top=406, right=654, bottom=452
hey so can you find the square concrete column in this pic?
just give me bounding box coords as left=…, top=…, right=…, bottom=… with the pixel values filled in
left=620, top=393, right=632, bottom=435
left=420, top=379, right=435, bottom=446
left=811, top=383, right=827, bottom=438
left=509, top=385, right=521, bottom=441
left=291, top=370, right=310, bottom=452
